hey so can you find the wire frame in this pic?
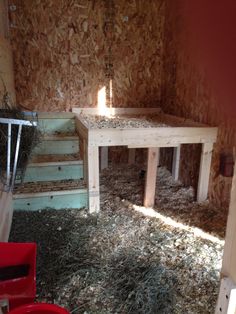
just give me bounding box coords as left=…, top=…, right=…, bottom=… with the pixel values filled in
left=0, top=113, right=37, bottom=192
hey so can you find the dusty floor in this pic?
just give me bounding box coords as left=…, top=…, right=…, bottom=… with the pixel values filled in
left=10, top=165, right=227, bottom=314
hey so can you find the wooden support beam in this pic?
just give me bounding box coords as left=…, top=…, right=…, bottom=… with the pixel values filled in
left=128, top=148, right=136, bottom=164
left=216, top=277, right=236, bottom=314
left=73, top=107, right=162, bottom=116
left=221, top=162, right=236, bottom=282
left=0, top=188, right=13, bottom=242
left=215, top=158, right=236, bottom=313
left=172, top=145, right=181, bottom=181
left=100, top=146, right=108, bottom=170
left=144, top=147, right=160, bottom=208
left=88, top=145, right=100, bottom=213
left=227, top=288, right=236, bottom=314
left=197, top=142, right=213, bottom=202
left=82, top=138, right=88, bottom=183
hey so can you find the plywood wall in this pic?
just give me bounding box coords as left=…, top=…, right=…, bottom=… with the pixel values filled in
left=10, top=0, right=165, bottom=111
left=161, top=1, right=236, bottom=209
left=0, top=0, right=15, bottom=106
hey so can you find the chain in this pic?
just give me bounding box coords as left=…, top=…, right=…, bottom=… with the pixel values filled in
left=104, top=0, right=115, bottom=107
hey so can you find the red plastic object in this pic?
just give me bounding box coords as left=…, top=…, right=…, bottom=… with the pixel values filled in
left=8, top=303, right=69, bottom=314
left=0, top=242, right=36, bottom=310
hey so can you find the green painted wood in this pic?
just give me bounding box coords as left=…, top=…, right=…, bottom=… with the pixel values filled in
left=38, top=118, right=75, bottom=135
left=13, top=190, right=88, bottom=211
left=23, top=162, right=83, bottom=182
left=38, top=112, right=75, bottom=119
left=33, top=138, right=79, bottom=155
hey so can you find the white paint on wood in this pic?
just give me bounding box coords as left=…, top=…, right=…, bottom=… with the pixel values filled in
left=172, top=145, right=181, bottom=181
left=144, top=148, right=160, bottom=208
left=0, top=188, right=13, bottom=242
left=197, top=142, right=213, bottom=202
left=216, top=277, right=236, bottom=314
left=88, top=145, right=100, bottom=213
left=128, top=148, right=136, bottom=164
left=100, top=146, right=108, bottom=170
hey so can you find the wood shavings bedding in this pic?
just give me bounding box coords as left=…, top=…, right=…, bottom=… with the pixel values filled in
left=79, top=113, right=188, bottom=129
left=10, top=165, right=225, bottom=313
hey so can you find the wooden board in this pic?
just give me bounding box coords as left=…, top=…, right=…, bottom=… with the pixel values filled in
left=38, top=112, right=75, bottom=119
left=100, top=147, right=108, bottom=170
left=172, top=145, right=181, bottom=180
left=87, top=145, right=100, bottom=213
left=23, top=161, right=83, bottom=182
left=88, top=127, right=217, bottom=147
left=221, top=163, right=236, bottom=282
left=144, top=148, right=160, bottom=207
left=38, top=118, right=75, bottom=135
left=13, top=188, right=87, bottom=211
left=197, top=143, right=213, bottom=202
left=0, top=188, right=13, bottom=241
left=73, top=107, right=162, bottom=116
left=216, top=277, right=236, bottom=314
left=34, top=136, right=79, bottom=155
left=128, top=148, right=136, bottom=164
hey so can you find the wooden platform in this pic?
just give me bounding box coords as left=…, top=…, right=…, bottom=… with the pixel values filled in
left=73, top=108, right=218, bottom=213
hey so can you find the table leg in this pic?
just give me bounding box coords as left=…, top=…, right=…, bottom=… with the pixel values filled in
left=100, top=147, right=108, bottom=170
left=128, top=148, right=136, bottom=164
left=82, top=138, right=88, bottom=182
left=197, top=142, right=213, bottom=202
left=144, top=147, right=160, bottom=207
left=88, top=145, right=100, bottom=213
left=172, top=145, right=181, bottom=181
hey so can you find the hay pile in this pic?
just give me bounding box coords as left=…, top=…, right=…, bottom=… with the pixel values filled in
left=10, top=165, right=225, bottom=313
left=0, top=92, right=41, bottom=188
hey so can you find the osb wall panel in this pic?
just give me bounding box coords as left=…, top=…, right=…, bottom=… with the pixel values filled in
left=10, top=0, right=165, bottom=111
left=161, top=1, right=236, bottom=209
left=0, top=0, right=15, bottom=107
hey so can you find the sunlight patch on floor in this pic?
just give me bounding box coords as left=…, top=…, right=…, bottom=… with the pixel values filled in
left=133, top=204, right=225, bottom=245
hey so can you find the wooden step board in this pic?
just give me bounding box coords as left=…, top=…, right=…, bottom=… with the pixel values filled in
left=37, top=112, right=75, bottom=135
left=13, top=179, right=87, bottom=211
left=33, top=135, right=79, bottom=155
left=23, top=160, right=83, bottom=182
left=30, top=153, right=81, bottom=163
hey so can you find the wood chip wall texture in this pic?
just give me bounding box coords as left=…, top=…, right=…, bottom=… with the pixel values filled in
left=161, top=1, right=235, bottom=209
left=9, top=0, right=165, bottom=111
left=0, top=0, right=15, bottom=106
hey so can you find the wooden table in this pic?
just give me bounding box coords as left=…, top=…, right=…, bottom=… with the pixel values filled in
left=73, top=108, right=218, bottom=213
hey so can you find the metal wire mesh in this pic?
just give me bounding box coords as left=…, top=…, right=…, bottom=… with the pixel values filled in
left=0, top=110, right=38, bottom=192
